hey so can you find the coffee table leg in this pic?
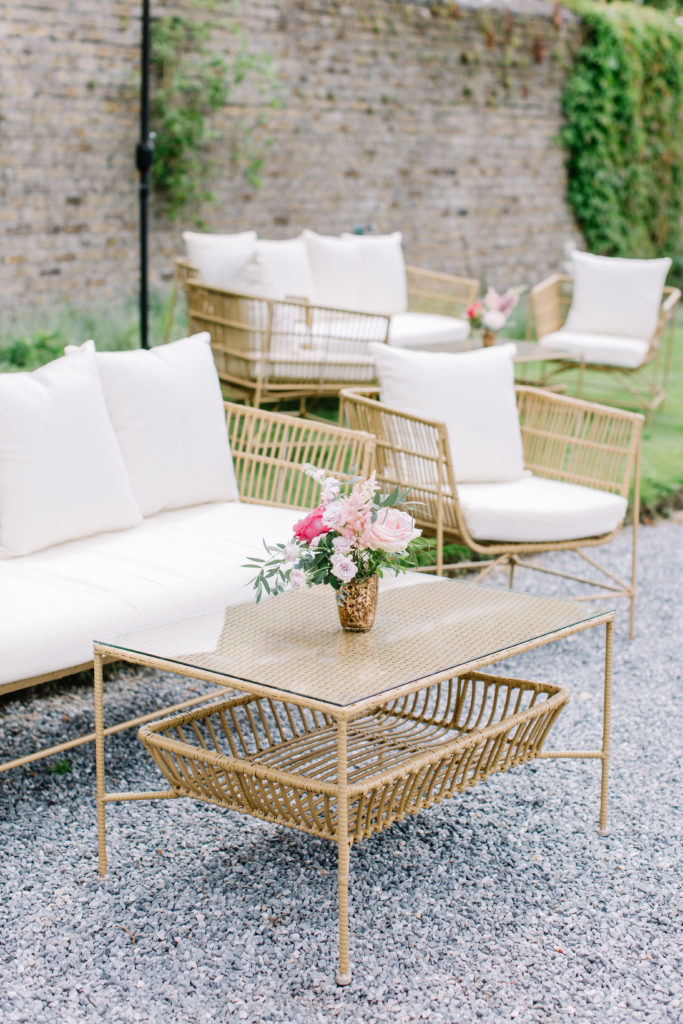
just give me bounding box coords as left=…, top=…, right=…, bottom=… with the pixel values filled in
left=598, top=619, right=614, bottom=837
left=336, top=717, right=352, bottom=986
left=94, top=651, right=108, bottom=875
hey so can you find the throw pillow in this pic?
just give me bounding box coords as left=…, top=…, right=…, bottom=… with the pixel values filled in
left=255, top=237, right=317, bottom=302
left=341, top=232, right=407, bottom=315
left=0, top=347, right=142, bottom=557
left=302, top=230, right=362, bottom=311
left=66, top=334, right=240, bottom=516
left=369, top=342, right=525, bottom=483
left=182, top=230, right=258, bottom=291
left=565, top=251, right=671, bottom=341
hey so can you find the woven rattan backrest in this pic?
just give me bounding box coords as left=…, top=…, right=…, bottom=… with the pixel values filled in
left=516, top=387, right=642, bottom=497
left=225, top=402, right=375, bottom=509
left=405, top=266, right=478, bottom=317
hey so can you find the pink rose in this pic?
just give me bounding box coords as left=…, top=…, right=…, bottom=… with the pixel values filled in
left=293, top=505, right=330, bottom=544
left=289, top=568, right=308, bottom=589
left=366, top=508, right=421, bottom=553
left=330, top=554, right=358, bottom=583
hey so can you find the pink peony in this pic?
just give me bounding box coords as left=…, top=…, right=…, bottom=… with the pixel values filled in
left=366, top=508, right=421, bottom=553
left=293, top=506, right=330, bottom=544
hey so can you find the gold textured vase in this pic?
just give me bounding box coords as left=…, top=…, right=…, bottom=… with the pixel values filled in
left=481, top=328, right=498, bottom=347
left=337, top=575, right=379, bottom=633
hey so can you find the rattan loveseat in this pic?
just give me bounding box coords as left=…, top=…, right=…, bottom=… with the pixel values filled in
left=168, top=230, right=478, bottom=409
left=0, top=334, right=374, bottom=774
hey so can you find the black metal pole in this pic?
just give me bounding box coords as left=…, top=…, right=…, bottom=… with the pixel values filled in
left=136, top=0, right=154, bottom=348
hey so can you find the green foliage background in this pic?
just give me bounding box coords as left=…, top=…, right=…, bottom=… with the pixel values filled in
left=562, top=1, right=683, bottom=279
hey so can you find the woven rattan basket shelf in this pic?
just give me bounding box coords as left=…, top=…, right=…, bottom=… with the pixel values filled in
left=139, top=672, right=569, bottom=844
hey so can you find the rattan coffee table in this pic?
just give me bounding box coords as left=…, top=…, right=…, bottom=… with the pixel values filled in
left=93, top=577, right=614, bottom=985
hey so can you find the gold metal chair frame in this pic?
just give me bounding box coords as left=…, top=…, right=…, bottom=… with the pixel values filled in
left=340, top=385, right=643, bottom=637
left=167, top=259, right=478, bottom=411
left=530, top=273, right=681, bottom=421
left=0, top=404, right=375, bottom=774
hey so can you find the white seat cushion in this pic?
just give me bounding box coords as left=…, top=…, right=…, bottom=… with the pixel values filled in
left=565, top=251, right=670, bottom=341
left=540, top=329, right=649, bottom=369
left=388, top=312, right=470, bottom=348
left=66, top=335, right=239, bottom=516
left=0, top=347, right=142, bottom=558
left=370, top=343, right=525, bottom=484
left=458, top=473, right=627, bottom=543
left=0, top=502, right=301, bottom=686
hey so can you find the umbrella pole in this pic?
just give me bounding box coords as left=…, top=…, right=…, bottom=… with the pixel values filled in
left=136, top=0, right=154, bottom=349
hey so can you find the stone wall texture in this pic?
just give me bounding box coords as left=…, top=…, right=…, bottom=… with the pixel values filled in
left=0, top=0, right=584, bottom=323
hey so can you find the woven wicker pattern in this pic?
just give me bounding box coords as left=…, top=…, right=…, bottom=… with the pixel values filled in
left=99, top=578, right=603, bottom=710
left=339, top=385, right=642, bottom=635
left=177, top=260, right=478, bottom=408
left=530, top=272, right=681, bottom=418
left=139, top=672, right=569, bottom=843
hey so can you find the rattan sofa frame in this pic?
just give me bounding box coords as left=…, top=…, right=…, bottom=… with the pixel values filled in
left=530, top=272, right=681, bottom=420
left=0, top=403, right=375, bottom=774
left=340, top=385, right=643, bottom=637
left=167, top=259, right=478, bottom=410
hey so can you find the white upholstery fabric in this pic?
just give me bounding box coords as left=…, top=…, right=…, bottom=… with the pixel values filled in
left=539, top=329, right=649, bottom=369
left=302, top=230, right=362, bottom=310
left=370, top=343, right=525, bottom=484
left=256, top=237, right=316, bottom=302
left=458, top=472, right=627, bottom=543
left=341, top=232, right=407, bottom=315
left=0, top=348, right=142, bottom=558
left=0, top=502, right=301, bottom=686
left=388, top=312, right=470, bottom=348
left=565, top=251, right=670, bottom=341
left=66, top=335, right=239, bottom=516
left=182, top=230, right=259, bottom=291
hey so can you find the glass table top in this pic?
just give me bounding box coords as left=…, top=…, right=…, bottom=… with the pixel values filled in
left=97, top=576, right=611, bottom=709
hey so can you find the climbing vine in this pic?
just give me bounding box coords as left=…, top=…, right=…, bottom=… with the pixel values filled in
left=150, top=1, right=279, bottom=221
left=561, top=1, right=683, bottom=277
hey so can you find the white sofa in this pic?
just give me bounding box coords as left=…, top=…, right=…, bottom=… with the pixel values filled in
left=175, top=230, right=479, bottom=407
left=0, top=333, right=374, bottom=770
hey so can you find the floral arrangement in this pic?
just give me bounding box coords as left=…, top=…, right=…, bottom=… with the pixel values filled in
left=244, top=465, right=425, bottom=602
left=466, top=286, right=524, bottom=334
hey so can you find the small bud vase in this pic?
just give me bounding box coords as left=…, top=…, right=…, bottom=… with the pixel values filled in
left=481, top=328, right=498, bottom=347
left=337, top=575, right=379, bottom=633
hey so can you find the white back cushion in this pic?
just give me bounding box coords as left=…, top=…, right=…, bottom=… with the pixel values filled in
left=182, top=230, right=258, bottom=290
left=66, top=335, right=239, bottom=516
left=370, top=343, right=525, bottom=483
left=302, top=230, right=362, bottom=310
left=341, top=232, right=408, bottom=315
left=0, top=348, right=142, bottom=557
left=256, top=237, right=316, bottom=302
left=565, top=251, right=671, bottom=341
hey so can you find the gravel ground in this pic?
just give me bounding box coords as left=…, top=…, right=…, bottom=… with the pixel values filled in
left=1, top=518, right=682, bottom=1024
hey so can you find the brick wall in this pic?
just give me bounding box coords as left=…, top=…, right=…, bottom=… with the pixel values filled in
left=0, top=0, right=583, bottom=322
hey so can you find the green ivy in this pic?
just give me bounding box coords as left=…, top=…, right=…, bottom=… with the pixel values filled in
left=150, top=1, right=279, bottom=222
left=561, top=1, right=683, bottom=278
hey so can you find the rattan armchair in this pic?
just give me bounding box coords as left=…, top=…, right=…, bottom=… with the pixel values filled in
left=530, top=272, right=680, bottom=419
left=168, top=259, right=478, bottom=410
left=340, top=386, right=643, bottom=637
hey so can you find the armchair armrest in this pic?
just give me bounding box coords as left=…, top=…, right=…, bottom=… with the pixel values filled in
left=530, top=273, right=571, bottom=339
left=225, top=401, right=375, bottom=509
left=405, top=265, right=478, bottom=318
left=515, top=386, right=643, bottom=499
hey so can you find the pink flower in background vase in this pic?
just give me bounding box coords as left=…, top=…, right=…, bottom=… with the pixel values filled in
left=366, top=508, right=421, bottom=553
left=482, top=309, right=506, bottom=332
left=293, top=505, right=329, bottom=544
